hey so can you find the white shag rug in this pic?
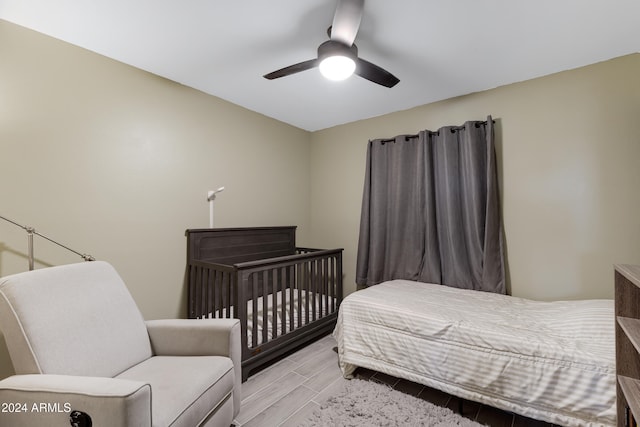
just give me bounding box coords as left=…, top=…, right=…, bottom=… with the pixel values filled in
left=302, top=379, right=486, bottom=427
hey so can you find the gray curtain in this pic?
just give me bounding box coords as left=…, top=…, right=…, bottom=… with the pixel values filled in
left=356, top=116, right=505, bottom=293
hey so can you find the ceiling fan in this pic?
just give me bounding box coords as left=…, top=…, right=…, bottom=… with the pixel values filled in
left=263, top=0, right=399, bottom=88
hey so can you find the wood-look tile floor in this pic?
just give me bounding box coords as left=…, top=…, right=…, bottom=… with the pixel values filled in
left=234, top=334, right=558, bottom=427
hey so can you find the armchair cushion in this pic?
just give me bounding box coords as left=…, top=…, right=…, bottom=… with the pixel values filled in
left=116, top=356, right=234, bottom=427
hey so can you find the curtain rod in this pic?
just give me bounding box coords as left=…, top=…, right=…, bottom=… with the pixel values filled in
left=379, top=119, right=495, bottom=144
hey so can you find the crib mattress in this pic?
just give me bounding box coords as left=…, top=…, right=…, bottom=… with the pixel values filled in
left=333, top=280, right=615, bottom=427
left=217, top=289, right=335, bottom=346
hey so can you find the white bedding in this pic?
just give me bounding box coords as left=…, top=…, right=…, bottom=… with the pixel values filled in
left=333, top=280, right=615, bottom=427
left=216, top=289, right=335, bottom=346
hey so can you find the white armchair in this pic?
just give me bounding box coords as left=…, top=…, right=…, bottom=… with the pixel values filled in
left=0, top=261, right=241, bottom=427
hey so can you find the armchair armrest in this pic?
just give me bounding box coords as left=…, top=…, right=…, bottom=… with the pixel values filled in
left=145, top=318, right=241, bottom=414
left=145, top=318, right=240, bottom=358
left=0, top=374, right=151, bottom=427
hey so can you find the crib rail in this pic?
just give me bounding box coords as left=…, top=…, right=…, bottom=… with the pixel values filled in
left=188, top=249, right=343, bottom=320
left=187, top=248, right=342, bottom=319
left=240, top=249, right=342, bottom=348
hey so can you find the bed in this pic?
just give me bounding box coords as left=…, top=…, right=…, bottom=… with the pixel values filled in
left=333, top=279, right=615, bottom=427
left=186, top=226, right=343, bottom=381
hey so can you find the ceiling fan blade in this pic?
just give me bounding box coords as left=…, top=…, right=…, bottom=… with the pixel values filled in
left=355, top=57, right=399, bottom=88
left=263, top=59, right=319, bottom=80
left=330, top=0, right=364, bottom=46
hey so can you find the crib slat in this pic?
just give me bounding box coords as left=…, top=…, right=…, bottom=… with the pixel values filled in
left=214, top=270, right=219, bottom=318
left=202, top=267, right=207, bottom=318
left=330, top=256, right=335, bottom=312
left=306, top=260, right=312, bottom=324
left=211, top=269, right=217, bottom=318
left=208, top=269, right=213, bottom=318
left=252, top=273, right=258, bottom=348
left=221, top=271, right=226, bottom=318
left=207, top=268, right=213, bottom=318
left=322, top=257, right=328, bottom=317
left=209, top=269, right=216, bottom=319
left=317, top=259, right=323, bottom=319
left=205, top=268, right=211, bottom=318
left=237, top=271, right=249, bottom=366
left=221, top=271, right=227, bottom=316
left=188, top=265, right=196, bottom=318
left=318, top=258, right=323, bottom=318
left=272, top=268, right=279, bottom=340
left=193, top=266, right=200, bottom=318
left=337, top=253, right=343, bottom=304
left=228, top=271, right=234, bottom=318
left=198, top=267, right=205, bottom=318
left=309, top=260, right=315, bottom=322
left=289, top=265, right=295, bottom=334
left=201, top=268, right=207, bottom=318
left=210, top=269, right=216, bottom=318
left=297, top=263, right=303, bottom=331
left=262, top=269, right=268, bottom=345
left=311, top=260, right=317, bottom=322
left=280, top=267, right=287, bottom=336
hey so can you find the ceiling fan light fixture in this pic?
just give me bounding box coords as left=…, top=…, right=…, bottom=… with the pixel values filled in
left=319, top=55, right=356, bottom=80
left=317, top=40, right=357, bottom=81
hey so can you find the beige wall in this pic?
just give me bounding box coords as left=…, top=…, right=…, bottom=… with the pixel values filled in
left=309, top=53, right=640, bottom=301
left=0, top=20, right=311, bottom=378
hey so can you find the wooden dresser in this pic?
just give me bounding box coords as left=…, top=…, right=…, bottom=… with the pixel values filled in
left=615, top=264, right=640, bottom=427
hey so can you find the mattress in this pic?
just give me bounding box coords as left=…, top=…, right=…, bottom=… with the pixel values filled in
left=216, top=289, right=335, bottom=346
left=333, top=280, right=615, bottom=427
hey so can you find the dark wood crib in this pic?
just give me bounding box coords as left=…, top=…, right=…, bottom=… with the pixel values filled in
left=185, top=226, right=343, bottom=381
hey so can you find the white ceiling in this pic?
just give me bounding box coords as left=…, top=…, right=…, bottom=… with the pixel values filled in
left=1, top=0, right=639, bottom=131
